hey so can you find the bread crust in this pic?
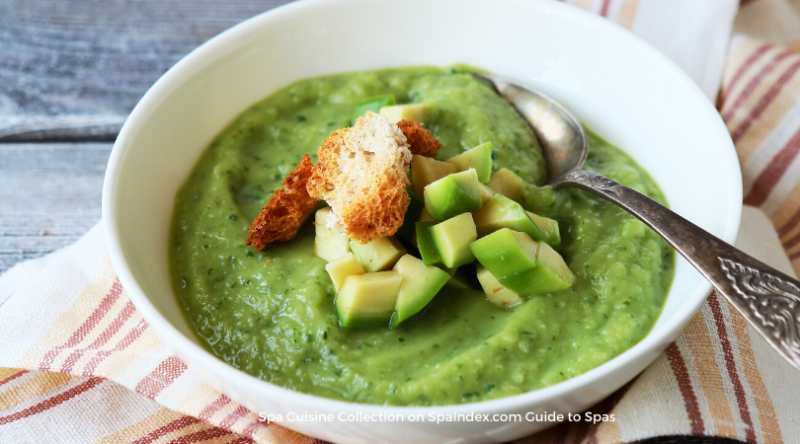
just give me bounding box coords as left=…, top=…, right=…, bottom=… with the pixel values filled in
left=307, top=112, right=412, bottom=244
left=246, top=154, right=317, bottom=249
left=397, top=120, right=442, bottom=157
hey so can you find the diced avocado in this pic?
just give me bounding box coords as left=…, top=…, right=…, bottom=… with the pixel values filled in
left=427, top=212, right=477, bottom=268
left=446, top=142, right=493, bottom=183
left=415, top=221, right=441, bottom=265
left=325, top=252, right=365, bottom=291
left=379, top=103, right=428, bottom=123
left=396, top=191, right=424, bottom=244
left=424, top=169, right=483, bottom=221
left=471, top=229, right=537, bottom=279
left=531, top=241, right=576, bottom=292
left=314, top=207, right=349, bottom=262
left=473, top=194, right=545, bottom=242
left=471, top=229, right=575, bottom=295
left=352, top=94, right=396, bottom=125
left=476, top=265, right=523, bottom=308
left=487, top=168, right=526, bottom=203
left=336, top=271, right=402, bottom=328
left=478, top=183, right=496, bottom=205
left=391, top=255, right=451, bottom=327
left=419, top=207, right=438, bottom=223
left=350, top=236, right=407, bottom=272
left=411, top=155, right=459, bottom=196
left=526, top=211, right=561, bottom=248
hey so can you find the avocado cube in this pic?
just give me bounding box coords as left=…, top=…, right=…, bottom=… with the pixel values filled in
left=314, top=207, right=350, bottom=262
left=396, top=190, right=424, bottom=244
left=391, top=255, right=451, bottom=327
left=424, top=169, right=483, bottom=221
left=379, top=103, right=428, bottom=123
left=352, top=94, right=396, bottom=125
left=478, top=183, right=496, bottom=205
left=411, top=155, right=459, bottom=196
left=471, top=229, right=575, bottom=295
left=350, top=236, right=407, bottom=272
left=446, top=142, right=493, bottom=183
left=325, top=252, right=365, bottom=291
left=473, top=194, right=545, bottom=242
left=530, top=241, right=575, bottom=293
left=415, top=221, right=441, bottom=265
left=487, top=168, right=526, bottom=203
left=427, top=212, right=478, bottom=268
left=471, top=229, right=537, bottom=278
left=526, top=211, right=561, bottom=248
left=336, top=271, right=402, bottom=328
left=476, top=265, right=523, bottom=308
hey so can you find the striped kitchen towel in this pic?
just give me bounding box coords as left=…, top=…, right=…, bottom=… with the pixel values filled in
left=723, top=17, right=800, bottom=277
left=3, top=0, right=800, bottom=443
left=0, top=225, right=309, bottom=444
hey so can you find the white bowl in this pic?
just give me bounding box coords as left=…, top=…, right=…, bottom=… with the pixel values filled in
left=102, top=0, right=742, bottom=442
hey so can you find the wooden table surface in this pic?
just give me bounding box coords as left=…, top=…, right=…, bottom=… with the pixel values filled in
left=0, top=1, right=746, bottom=443
left=0, top=0, right=287, bottom=273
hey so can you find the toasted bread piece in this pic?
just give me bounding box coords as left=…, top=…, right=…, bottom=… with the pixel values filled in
left=307, top=111, right=412, bottom=244
left=397, top=120, right=441, bottom=157
left=246, top=154, right=318, bottom=249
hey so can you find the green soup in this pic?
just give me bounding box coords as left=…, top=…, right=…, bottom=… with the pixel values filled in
left=169, top=67, right=674, bottom=406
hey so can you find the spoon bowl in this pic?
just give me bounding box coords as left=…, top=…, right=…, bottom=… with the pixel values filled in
left=475, top=73, right=587, bottom=184
left=478, top=72, right=800, bottom=371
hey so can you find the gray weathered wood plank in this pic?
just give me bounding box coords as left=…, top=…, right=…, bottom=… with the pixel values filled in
left=0, top=0, right=292, bottom=141
left=0, top=143, right=111, bottom=273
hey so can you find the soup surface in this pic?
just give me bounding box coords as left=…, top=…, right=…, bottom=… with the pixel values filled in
left=169, top=67, right=674, bottom=406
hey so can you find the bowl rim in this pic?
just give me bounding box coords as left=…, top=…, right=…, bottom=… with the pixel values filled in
left=102, top=0, right=743, bottom=416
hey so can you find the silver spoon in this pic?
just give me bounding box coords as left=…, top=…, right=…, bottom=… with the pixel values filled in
left=476, top=72, right=800, bottom=370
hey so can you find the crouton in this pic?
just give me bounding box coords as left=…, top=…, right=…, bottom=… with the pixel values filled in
left=396, top=120, right=441, bottom=157
left=246, top=154, right=318, bottom=249
left=307, top=111, right=412, bottom=244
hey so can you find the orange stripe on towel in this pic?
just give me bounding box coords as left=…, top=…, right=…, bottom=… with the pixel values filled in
left=730, top=310, right=784, bottom=443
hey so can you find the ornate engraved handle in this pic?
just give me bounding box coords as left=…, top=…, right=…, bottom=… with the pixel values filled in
left=559, top=169, right=800, bottom=369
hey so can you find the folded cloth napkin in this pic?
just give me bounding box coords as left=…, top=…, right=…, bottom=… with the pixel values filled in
left=3, top=0, right=800, bottom=443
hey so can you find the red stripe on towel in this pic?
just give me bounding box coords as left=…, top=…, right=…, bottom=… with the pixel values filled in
left=665, top=342, right=705, bottom=435
left=708, top=292, right=757, bottom=443
left=0, top=377, right=103, bottom=425
left=743, top=126, right=800, bottom=206
left=134, top=356, right=187, bottom=400
left=38, top=279, right=123, bottom=371
left=129, top=416, right=203, bottom=444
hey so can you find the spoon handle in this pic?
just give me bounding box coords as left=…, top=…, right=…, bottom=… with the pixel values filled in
left=558, top=169, right=800, bottom=370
